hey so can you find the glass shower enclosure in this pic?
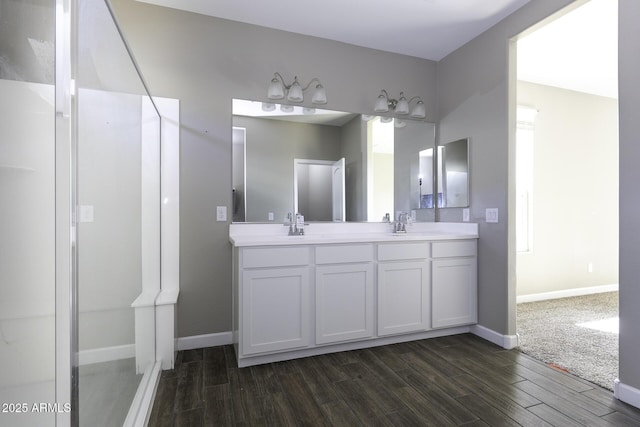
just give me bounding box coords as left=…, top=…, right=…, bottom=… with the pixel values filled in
left=1, top=0, right=162, bottom=425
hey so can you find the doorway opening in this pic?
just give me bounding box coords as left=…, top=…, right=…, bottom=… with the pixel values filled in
left=514, top=0, right=619, bottom=390
left=366, top=117, right=395, bottom=222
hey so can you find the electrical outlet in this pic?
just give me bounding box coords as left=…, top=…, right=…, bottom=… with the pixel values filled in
left=79, top=205, right=94, bottom=223
left=462, top=208, right=470, bottom=222
left=486, top=208, right=499, bottom=223
left=268, top=212, right=274, bottom=221
left=216, top=206, right=227, bottom=222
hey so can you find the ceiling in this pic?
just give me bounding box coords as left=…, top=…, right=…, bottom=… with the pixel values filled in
left=517, top=0, right=618, bottom=99
left=137, top=0, right=530, bottom=61
left=138, top=0, right=616, bottom=99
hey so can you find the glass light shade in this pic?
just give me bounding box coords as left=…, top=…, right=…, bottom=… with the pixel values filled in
left=268, top=77, right=285, bottom=100
left=410, top=100, right=426, bottom=119
left=380, top=116, right=393, bottom=123
left=374, top=93, right=389, bottom=113
left=261, top=102, right=276, bottom=112
left=302, top=107, right=316, bottom=115
left=287, top=77, right=303, bottom=102
left=394, top=119, right=406, bottom=128
left=280, top=104, right=294, bottom=113
left=311, top=84, right=327, bottom=104
left=395, top=93, right=409, bottom=115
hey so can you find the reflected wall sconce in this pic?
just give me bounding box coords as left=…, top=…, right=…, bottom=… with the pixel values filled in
left=374, top=89, right=426, bottom=119
left=267, top=72, right=327, bottom=104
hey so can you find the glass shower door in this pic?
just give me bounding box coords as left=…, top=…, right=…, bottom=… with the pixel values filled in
left=75, top=0, right=160, bottom=425
left=0, top=1, right=57, bottom=426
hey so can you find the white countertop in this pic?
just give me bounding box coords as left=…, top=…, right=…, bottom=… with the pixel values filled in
left=229, top=222, right=478, bottom=247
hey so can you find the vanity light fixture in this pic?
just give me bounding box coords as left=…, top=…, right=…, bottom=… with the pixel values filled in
left=268, top=72, right=328, bottom=104
left=374, top=89, right=426, bottom=119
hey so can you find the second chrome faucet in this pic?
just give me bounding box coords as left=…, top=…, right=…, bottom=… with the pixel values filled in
left=287, top=212, right=305, bottom=235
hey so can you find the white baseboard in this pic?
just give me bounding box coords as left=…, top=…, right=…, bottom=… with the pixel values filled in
left=78, top=344, right=135, bottom=366
left=235, top=327, right=471, bottom=368
left=517, top=283, right=618, bottom=304
left=614, top=379, right=640, bottom=409
left=177, top=327, right=520, bottom=354
left=177, top=331, right=233, bottom=351
left=471, top=324, right=519, bottom=349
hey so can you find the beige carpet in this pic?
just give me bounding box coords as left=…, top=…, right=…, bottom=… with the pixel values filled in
left=516, top=291, right=618, bottom=390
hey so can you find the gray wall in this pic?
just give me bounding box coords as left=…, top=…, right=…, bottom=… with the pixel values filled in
left=516, top=81, right=618, bottom=297
left=436, top=0, right=578, bottom=337
left=111, top=0, right=437, bottom=337
left=619, top=0, right=640, bottom=391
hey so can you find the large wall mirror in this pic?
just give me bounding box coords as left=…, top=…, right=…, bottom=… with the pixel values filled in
left=231, top=99, right=436, bottom=223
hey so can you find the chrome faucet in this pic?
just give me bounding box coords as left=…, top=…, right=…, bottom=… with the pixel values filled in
left=287, top=212, right=305, bottom=235
left=286, top=212, right=295, bottom=235
left=394, top=212, right=410, bottom=233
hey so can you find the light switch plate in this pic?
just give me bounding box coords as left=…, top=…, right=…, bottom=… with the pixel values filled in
left=462, top=208, right=470, bottom=222
left=486, top=208, right=499, bottom=223
left=268, top=212, right=274, bottom=221
left=216, top=206, right=227, bottom=222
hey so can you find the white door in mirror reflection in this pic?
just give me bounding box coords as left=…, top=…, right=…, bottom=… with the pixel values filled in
left=294, top=158, right=346, bottom=222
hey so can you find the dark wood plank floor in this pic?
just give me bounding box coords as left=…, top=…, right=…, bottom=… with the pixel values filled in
left=148, top=333, right=640, bottom=426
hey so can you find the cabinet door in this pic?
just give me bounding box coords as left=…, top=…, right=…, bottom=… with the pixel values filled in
left=316, top=263, right=374, bottom=345
left=377, top=261, right=430, bottom=336
left=241, top=267, right=310, bottom=355
left=432, top=258, right=477, bottom=328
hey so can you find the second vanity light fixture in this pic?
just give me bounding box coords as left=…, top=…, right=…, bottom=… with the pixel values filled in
left=374, top=89, right=426, bottom=119
left=268, top=72, right=327, bottom=105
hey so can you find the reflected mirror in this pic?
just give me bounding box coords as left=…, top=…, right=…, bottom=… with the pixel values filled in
left=232, top=99, right=435, bottom=222
left=437, top=138, right=469, bottom=208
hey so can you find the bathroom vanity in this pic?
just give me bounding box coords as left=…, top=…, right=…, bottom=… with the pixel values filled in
left=229, top=222, right=478, bottom=367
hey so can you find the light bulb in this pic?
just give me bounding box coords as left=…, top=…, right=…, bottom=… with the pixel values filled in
left=287, top=77, right=303, bottom=102
left=267, top=76, right=285, bottom=100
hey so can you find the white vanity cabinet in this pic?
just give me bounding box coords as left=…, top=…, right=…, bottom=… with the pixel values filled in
left=315, top=244, right=374, bottom=345
left=431, top=240, right=478, bottom=328
left=377, top=242, right=431, bottom=336
left=239, top=246, right=312, bottom=355
left=231, top=223, right=479, bottom=367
